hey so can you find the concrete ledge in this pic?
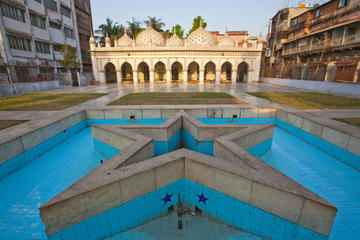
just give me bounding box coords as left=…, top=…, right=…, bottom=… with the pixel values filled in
left=0, top=81, right=60, bottom=97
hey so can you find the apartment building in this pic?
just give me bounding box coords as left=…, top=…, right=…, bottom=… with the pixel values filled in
left=263, top=0, right=360, bottom=83
left=0, top=0, right=83, bottom=83
left=74, top=0, right=92, bottom=72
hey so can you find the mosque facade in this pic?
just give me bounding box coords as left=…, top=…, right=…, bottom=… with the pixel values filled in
left=89, top=23, right=264, bottom=84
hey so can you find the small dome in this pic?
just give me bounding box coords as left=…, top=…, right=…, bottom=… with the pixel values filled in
left=186, top=26, right=216, bottom=47
left=118, top=32, right=133, bottom=47
left=219, top=34, right=236, bottom=47
left=136, top=26, right=165, bottom=46
left=166, top=33, right=184, bottom=47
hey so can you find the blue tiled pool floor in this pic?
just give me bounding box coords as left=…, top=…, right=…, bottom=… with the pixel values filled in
left=261, top=127, right=360, bottom=240
left=107, top=210, right=263, bottom=240
left=0, top=127, right=116, bottom=240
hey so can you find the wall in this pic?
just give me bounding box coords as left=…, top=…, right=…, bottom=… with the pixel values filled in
left=55, top=73, right=72, bottom=86
left=260, top=77, right=360, bottom=96
left=0, top=81, right=60, bottom=97
left=77, top=72, right=93, bottom=86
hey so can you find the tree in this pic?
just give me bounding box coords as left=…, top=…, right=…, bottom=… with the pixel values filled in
left=57, top=44, right=80, bottom=72
left=187, top=16, right=207, bottom=36
left=127, top=17, right=142, bottom=39
left=144, top=16, right=165, bottom=32
left=95, top=18, right=124, bottom=46
left=165, top=24, right=185, bottom=38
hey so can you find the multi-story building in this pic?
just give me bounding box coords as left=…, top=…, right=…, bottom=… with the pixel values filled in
left=262, top=7, right=310, bottom=77
left=74, top=0, right=92, bottom=72
left=0, top=0, right=83, bottom=84
left=263, top=0, right=360, bottom=83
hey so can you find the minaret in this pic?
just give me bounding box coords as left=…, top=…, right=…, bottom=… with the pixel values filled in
left=89, top=32, right=96, bottom=50
left=105, top=32, right=111, bottom=47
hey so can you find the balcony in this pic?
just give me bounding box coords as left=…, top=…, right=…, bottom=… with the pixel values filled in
left=54, top=51, right=64, bottom=60
left=10, top=49, right=34, bottom=58
left=3, top=17, right=30, bottom=35
left=36, top=52, right=53, bottom=60
left=344, top=33, right=360, bottom=45
left=65, top=37, right=76, bottom=47
left=27, top=0, right=45, bottom=15
left=49, top=28, right=64, bottom=44
left=60, top=0, right=71, bottom=8
left=32, top=26, right=50, bottom=41
left=62, top=15, right=73, bottom=27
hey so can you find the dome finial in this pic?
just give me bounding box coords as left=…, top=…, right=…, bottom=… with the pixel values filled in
left=225, top=26, right=228, bottom=36
left=148, top=17, right=152, bottom=28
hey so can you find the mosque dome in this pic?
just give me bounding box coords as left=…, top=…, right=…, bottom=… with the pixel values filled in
left=117, top=32, right=133, bottom=47
left=186, top=26, right=216, bottom=47
left=166, top=33, right=184, bottom=47
left=219, top=33, right=236, bottom=47
left=136, top=26, right=165, bottom=46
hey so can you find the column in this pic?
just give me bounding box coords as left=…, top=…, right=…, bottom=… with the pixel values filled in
left=183, top=70, right=188, bottom=84
left=91, top=56, right=99, bottom=81
left=231, top=71, right=237, bottom=84
left=116, top=70, right=122, bottom=84
left=166, top=70, right=171, bottom=83
left=99, top=70, right=106, bottom=84
left=354, top=61, right=360, bottom=83
left=215, top=70, right=221, bottom=84
left=324, top=62, right=337, bottom=82
left=133, top=70, right=138, bottom=84
left=199, top=70, right=205, bottom=84
left=300, top=64, right=308, bottom=80
left=150, top=70, right=155, bottom=84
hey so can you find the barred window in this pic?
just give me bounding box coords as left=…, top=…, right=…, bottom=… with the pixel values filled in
left=8, top=35, right=32, bottom=51
left=64, top=27, right=75, bottom=39
left=53, top=44, right=62, bottom=52
left=35, top=41, right=50, bottom=54
left=44, top=0, right=57, bottom=11
left=30, top=14, right=46, bottom=29
left=81, top=50, right=90, bottom=59
left=0, top=3, right=25, bottom=22
left=61, top=6, right=71, bottom=18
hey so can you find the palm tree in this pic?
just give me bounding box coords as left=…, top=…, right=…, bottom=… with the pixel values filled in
left=165, top=24, right=185, bottom=38
left=126, top=17, right=142, bottom=39
left=144, top=16, right=165, bottom=32
left=95, top=18, right=124, bottom=46
left=187, top=16, right=207, bottom=36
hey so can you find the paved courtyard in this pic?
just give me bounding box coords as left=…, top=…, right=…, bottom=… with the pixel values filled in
left=0, top=83, right=359, bottom=128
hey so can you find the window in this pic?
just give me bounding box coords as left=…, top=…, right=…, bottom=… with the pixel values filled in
left=64, top=27, right=75, bottom=39
left=0, top=3, right=25, bottom=22
left=291, top=18, right=298, bottom=27
left=30, top=14, right=46, bottom=29
left=316, top=9, right=322, bottom=18
left=81, top=50, right=90, bottom=59
left=44, top=0, right=57, bottom=11
left=49, top=21, right=61, bottom=30
left=53, top=44, right=62, bottom=52
left=34, top=0, right=42, bottom=3
left=339, top=0, right=349, bottom=8
left=60, top=6, right=71, bottom=18
left=35, top=41, right=50, bottom=54
left=8, top=35, right=32, bottom=51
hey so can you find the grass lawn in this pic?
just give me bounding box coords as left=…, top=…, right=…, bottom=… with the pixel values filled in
left=334, top=118, right=360, bottom=128
left=247, top=92, right=360, bottom=110
left=108, top=92, right=247, bottom=105
left=0, top=120, right=28, bottom=130
left=0, top=93, right=107, bottom=111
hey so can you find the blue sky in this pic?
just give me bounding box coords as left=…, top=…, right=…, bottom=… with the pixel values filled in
left=90, top=0, right=327, bottom=37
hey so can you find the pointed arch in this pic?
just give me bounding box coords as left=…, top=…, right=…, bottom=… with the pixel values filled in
left=237, top=62, right=249, bottom=82
left=138, top=62, right=150, bottom=83
left=121, top=62, right=133, bottom=84
left=221, top=62, right=232, bottom=83
left=171, top=61, right=183, bottom=81
left=154, top=61, right=166, bottom=83
left=188, top=61, right=200, bottom=83
left=104, top=62, right=117, bottom=83
left=204, top=61, right=216, bottom=83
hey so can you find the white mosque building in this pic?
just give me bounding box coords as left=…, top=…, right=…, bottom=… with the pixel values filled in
left=89, top=22, right=263, bottom=85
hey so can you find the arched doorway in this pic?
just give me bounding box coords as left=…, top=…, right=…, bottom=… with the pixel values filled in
left=104, top=62, right=117, bottom=83
left=237, top=62, right=248, bottom=82
left=171, top=62, right=183, bottom=82
left=154, top=61, right=166, bottom=83
left=188, top=61, right=199, bottom=83
left=204, top=61, right=216, bottom=84
left=138, top=62, right=150, bottom=83
left=221, top=62, right=232, bottom=83
left=121, top=62, right=133, bottom=84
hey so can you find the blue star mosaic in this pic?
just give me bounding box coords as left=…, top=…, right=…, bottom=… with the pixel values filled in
left=161, top=192, right=173, bottom=205
left=197, top=192, right=209, bottom=205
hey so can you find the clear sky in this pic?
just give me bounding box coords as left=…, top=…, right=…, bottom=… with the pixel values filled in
left=90, top=0, right=327, bottom=37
